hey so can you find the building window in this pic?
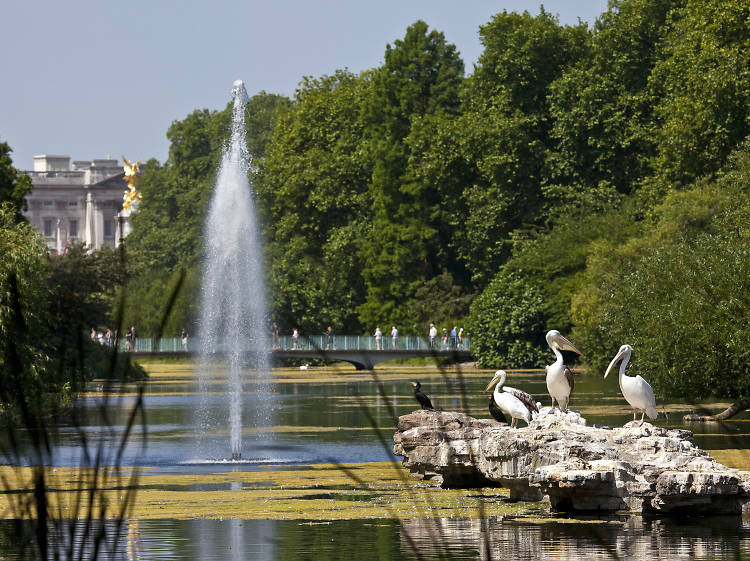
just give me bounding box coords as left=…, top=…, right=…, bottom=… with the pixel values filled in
left=43, top=200, right=53, bottom=207
left=44, top=219, right=54, bottom=237
left=69, top=220, right=78, bottom=238
left=104, top=220, right=114, bottom=237
left=68, top=201, right=78, bottom=207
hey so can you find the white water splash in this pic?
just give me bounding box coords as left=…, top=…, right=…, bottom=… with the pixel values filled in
left=197, top=79, right=271, bottom=460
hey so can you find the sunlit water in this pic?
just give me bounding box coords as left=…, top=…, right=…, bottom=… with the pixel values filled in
left=3, top=363, right=750, bottom=560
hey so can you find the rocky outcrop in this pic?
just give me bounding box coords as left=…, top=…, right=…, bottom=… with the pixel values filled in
left=393, top=408, right=750, bottom=514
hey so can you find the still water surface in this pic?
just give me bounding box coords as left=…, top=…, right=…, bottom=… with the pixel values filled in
left=5, top=362, right=750, bottom=560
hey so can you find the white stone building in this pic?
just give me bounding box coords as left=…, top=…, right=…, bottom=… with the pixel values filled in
left=22, top=155, right=130, bottom=252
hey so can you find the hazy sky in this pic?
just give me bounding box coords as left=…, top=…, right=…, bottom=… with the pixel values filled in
left=1, top=0, right=608, bottom=171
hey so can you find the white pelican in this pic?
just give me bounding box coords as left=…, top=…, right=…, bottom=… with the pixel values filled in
left=605, top=344, right=657, bottom=425
left=484, top=370, right=539, bottom=428
left=545, top=330, right=582, bottom=412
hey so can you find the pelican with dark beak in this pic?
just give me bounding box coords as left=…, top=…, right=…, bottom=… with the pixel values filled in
left=605, top=344, right=657, bottom=426
left=484, top=370, right=539, bottom=428
left=545, top=330, right=582, bottom=412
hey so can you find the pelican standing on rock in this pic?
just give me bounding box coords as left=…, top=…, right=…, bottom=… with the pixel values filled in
left=545, top=330, right=582, bottom=412
left=484, top=370, right=539, bottom=428
left=605, top=344, right=657, bottom=425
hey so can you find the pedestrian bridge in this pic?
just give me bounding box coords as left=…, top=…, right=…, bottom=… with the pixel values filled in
left=122, top=335, right=473, bottom=370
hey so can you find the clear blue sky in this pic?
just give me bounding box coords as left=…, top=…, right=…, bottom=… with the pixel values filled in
left=1, top=0, right=608, bottom=171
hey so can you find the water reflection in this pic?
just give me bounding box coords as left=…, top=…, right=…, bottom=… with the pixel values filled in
left=399, top=516, right=750, bottom=561
left=3, top=517, right=748, bottom=561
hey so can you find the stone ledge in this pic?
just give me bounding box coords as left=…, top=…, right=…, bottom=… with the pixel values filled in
left=392, top=409, right=750, bottom=514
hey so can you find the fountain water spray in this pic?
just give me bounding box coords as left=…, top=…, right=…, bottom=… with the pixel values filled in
left=198, top=79, right=270, bottom=460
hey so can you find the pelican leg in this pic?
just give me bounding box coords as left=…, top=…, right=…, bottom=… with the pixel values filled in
left=560, top=396, right=569, bottom=413
left=511, top=418, right=517, bottom=428
left=633, top=410, right=637, bottom=421
left=634, top=410, right=645, bottom=427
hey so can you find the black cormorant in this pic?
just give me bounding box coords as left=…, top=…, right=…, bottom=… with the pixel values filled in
left=411, top=381, right=434, bottom=410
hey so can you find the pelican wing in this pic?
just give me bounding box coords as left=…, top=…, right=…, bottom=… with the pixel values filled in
left=624, top=375, right=657, bottom=416
left=503, top=385, right=539, bottom=413
left=564, top=367, right=575, bottom=393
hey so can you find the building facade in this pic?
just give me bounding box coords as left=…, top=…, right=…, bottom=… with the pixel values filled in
left=22, top=155, right=130, bottom=252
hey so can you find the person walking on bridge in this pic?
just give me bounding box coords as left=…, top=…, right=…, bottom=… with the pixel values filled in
left=429, top=323, right=437, bottom=348
left=292, top=327, right=300, bottom=350
left=391, top=326, right=398, bottom=349
left=374, top=327, right=383, bottom=350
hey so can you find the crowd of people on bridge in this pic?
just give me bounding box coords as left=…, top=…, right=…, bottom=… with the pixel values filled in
left=88, top=322, right=465, bottom=353
left=89, top=326, right=140, bottom=351
left=274, top=323, right=465, bottom=351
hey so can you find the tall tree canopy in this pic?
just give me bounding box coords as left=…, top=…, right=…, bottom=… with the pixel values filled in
left=0, top=141, right=32, bottom=222
left=356, top=21, right=466, bottom=330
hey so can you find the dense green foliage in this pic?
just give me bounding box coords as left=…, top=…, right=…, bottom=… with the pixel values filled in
left=0, top=142, right=32, bottom=221
left=573, top=146, right=750, bottom=397
left=55, top=1, right=750, bottom=400
left=0, top=201, right=138, bottom=414
left=256, top=71, right=371, bottom=333
left=357, top=21, right=467, bottom=329
left=0, top=146, right=143, bottom=413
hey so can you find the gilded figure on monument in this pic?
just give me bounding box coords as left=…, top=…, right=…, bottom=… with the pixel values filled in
left=122, top=155, right=142, bottom=211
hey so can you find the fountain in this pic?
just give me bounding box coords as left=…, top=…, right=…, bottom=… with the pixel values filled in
left=197, top=79, right=270, bottom=461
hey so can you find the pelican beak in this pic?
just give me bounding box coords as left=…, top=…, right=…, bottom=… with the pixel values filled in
left=604, top=347, right=628, bottom=378
left=484, top=373, right=501, bottom=393
left=553, top=333, right=582, bottom=355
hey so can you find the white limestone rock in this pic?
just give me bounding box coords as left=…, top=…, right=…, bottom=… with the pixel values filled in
left=393, top=409, right=750, bottom=514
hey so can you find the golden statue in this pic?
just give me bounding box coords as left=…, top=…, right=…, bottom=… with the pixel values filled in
left=122, top=156, right=142, bottom=211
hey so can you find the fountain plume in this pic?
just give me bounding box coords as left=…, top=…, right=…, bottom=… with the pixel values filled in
left=197, top=79, right=270, bottom=460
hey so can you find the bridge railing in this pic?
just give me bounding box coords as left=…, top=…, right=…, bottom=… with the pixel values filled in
left=113, top=335, right=472, bottom=353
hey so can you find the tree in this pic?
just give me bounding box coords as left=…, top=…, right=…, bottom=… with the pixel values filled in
left=245, top=91, right=292, bottom=161
left=572, top=143, right=750, bottom=410
left=546, top=0, right=677, bottom=213
left=0, top=203, right=49, bottom=409
left=455, top=10, right=589, bottom=285
left=0, top=142, right=32, bottom=222
left=467, top=269, right=547, bottom=368
left=357, top=20, right=465, bottom=329
left=256, top=71, right=371, bottom=333
left=647, top=0, right=750, bottom=194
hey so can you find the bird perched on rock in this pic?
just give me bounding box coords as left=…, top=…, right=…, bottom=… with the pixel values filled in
left=411, top=381, right=434, bottom=410
left=605, top=344, right=658, bottom=426
left=484, top=370, right=538, bottom=428
left=545, top=330, right=582, bottom=412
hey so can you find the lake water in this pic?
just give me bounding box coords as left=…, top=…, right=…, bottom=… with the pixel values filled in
left=3, top=361, right=750, bottom=560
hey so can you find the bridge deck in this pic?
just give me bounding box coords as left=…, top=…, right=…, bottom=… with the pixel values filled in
left=116, top=335, right=473, bottom=370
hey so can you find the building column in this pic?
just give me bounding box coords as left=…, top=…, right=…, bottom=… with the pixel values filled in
left=84, top=192, right=94, bottom=248
left=55, top=218, right=62, bottom=255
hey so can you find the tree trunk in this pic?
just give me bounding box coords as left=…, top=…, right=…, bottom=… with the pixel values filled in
left=683, top=398, right=750, bottom=422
